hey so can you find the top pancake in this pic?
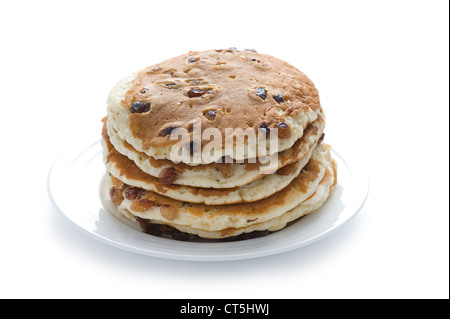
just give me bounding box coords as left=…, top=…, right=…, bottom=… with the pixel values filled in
left=107, top=48, right=323, bottom=165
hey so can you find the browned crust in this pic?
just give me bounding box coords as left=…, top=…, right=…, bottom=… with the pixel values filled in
left=106, top=115, right=325, bottom=177
left=106, top=150, right=323, bottom=219
left=120, top=49, right=322, bottom=150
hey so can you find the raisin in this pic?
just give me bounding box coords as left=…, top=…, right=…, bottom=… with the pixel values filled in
left=186, top=141, right=197, bottom=156
left=140, top=88, right=148, bottom=94
left=124, top=187, right=143, bottom=201
left=204, top=109, right=216, bottom=121
left=130, top=101, right=142, bottom=112
left=158, top=81, right=179, bottom=89
left=259, top=123, right=270, bottom=136
left=160, top=205, right=178, bottom=221
left=187, top=88, right=205, bottom=98
left=273, top=94, right=285, bottom=103
left=160, top=126, right=178, bottom=137
left=165, top=82, right=179, bottom=88
left=216, top=163, right=233, bottom=178
left=245, top=48, right=257, bottom=52
left=256, top=87, right=267, bottom=100
left=188, top=57, right=199, bottom=63
left=109, top=187, right=124, bottom=206
left=130, top=198, right=155, bottom=212
left=318, top=133, right=325, bottom=143
left=159, top=167, right=178, bottom=185
left=151, top=66, right=161, bottom=72
left=131, top=101, right=151, bottom=113
left=276, top=122, right=291, bottom=138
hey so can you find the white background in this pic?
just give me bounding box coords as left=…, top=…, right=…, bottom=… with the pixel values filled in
left=0, top=0, right=448, bottom=299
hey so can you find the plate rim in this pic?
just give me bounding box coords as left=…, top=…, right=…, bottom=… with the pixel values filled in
left=48, top=140, right=369, bottom=261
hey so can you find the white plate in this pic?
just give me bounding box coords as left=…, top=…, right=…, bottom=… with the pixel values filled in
left=48, top=141, right=369, bottom=261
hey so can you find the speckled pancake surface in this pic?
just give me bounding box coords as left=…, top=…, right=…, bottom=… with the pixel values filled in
left=103, top=128, right=326, bottom=205
left=106, top=143, right=333, bottom=234
left=131, top=159, right=336, bottom=240
left=108, top=147, right=336, bottom=239
left=104, top=116, right=325, bottom=188
left=107, top=49, right=323, bottom=165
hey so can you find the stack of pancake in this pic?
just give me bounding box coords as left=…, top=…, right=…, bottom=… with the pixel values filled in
left=102, top=49, right=337, bottom=240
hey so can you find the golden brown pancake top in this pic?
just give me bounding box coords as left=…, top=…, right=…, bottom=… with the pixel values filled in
left=121, top=49, right=322, bottom=149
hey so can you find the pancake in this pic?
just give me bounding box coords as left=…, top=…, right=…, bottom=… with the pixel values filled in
left=103, top=130, right=325, bottom=204
left=102, top=48, right=338, bottom=241
left=107, top=49, right=323, bottom=165
left=106, top=143, right=333, bottom=233
left=129, top=158, right=336, bottom=239
left=105, top=115, right=325, bottom=188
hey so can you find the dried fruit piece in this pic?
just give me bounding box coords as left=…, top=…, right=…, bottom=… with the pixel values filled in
left=140, top=88, right=148, bottom=94
left=110, top=187, right=124, bottom=206
left=204, top=109, right=217, bottom=121
left=160, top=126, right=178, bottom=137
left=188, top=57, right=199, bottom=63
left=276, top=122, right=291, bottom=138
left=273, top=94, right=285, bottom=103
left=216, top=163, right=233, bottom=178
left=186, top=141, right=197, bottom=156
left=131, top=101, right=142, bottom=112
left=160, top=205, right=178, bottom=221
left=259, top=123, right=270, bottom=136
left=318, top=133, right=325, bottom=143
left=130, top=198, right=155, bottom=212
left=158, top=81, right=179, bottom=89
left=256, top=87, right=267, bottom=100
left=131, top=101, right=151, bottom=114
left=124, top=187, right=143, bottom=201
left=186, top=78, right=208, bottom=85
left=276, top=122, right=288, bottom=129
left=187, top=88, right=205, bottom=98
left=159, top=167, right=178, bottom=185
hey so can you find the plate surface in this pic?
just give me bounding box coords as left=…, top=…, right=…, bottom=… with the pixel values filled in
left=48, top=141, right=369, bottom=261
